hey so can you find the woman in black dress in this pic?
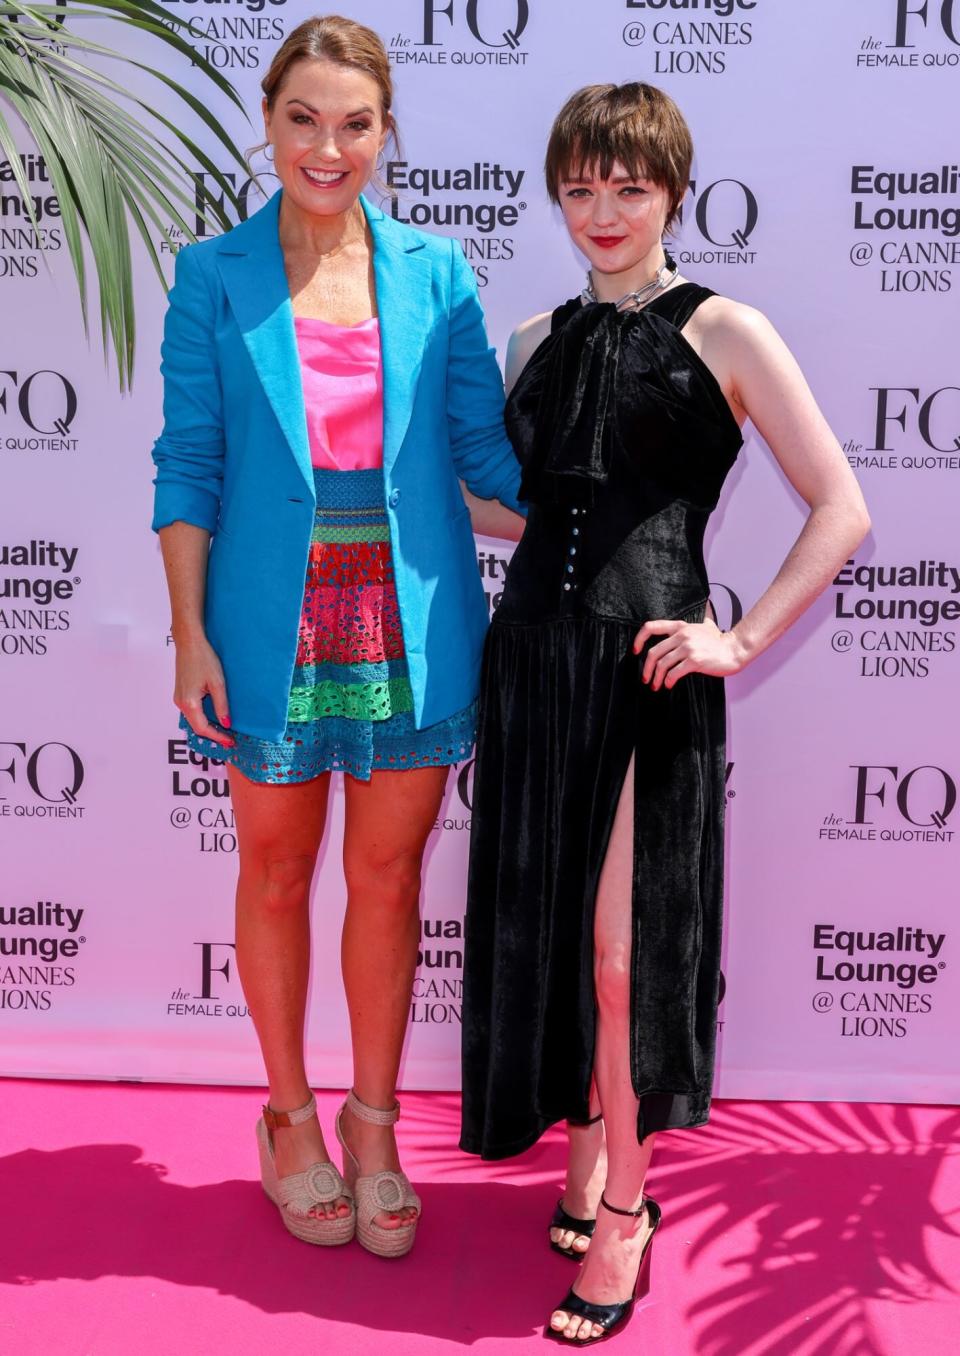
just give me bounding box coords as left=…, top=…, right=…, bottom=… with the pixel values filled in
left=460, top=84, right=870, bottom=1344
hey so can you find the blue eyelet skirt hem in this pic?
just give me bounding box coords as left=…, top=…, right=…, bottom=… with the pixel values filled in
left=181, top=703, right=477, bottom=784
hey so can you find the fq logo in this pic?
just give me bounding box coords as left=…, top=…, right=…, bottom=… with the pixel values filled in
left=191, top=170, right=275, bottom=238
left=0, top=741, right=84, bottom=805
left=677, top=177, right=759, bottom=249
left=0, top=369, right=77, bottom=436
left=869, top=386, right=960, bottom=452
left=892, top=0, right=960, bottom=46
left=418, top=0, right=529, bottom=48
left=435, top=759, right=475, bottom=831
left=453, top=759, right=475, bottom=811
left=167, top=940, right=249, bottom=1018
left=195, top=941, right=236, bottom=1001
left=850, top=764, right=956, bottom=829
left=708, top=582, right=744, bottom=631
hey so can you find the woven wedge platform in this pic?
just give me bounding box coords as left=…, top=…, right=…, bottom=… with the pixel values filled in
left=257, top=1093, right=356, bottom=1246
left=336, top=1088, right=421, bottom=1259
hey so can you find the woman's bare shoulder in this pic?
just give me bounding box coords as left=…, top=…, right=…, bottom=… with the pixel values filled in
left=688, top=293, right=774, bottom=345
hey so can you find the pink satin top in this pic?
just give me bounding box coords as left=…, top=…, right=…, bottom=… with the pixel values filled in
left=294, top=315, right=384, bottom=470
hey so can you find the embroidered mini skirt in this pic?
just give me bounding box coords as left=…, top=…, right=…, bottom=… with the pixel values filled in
left=183, top=468, right=476, bottom=782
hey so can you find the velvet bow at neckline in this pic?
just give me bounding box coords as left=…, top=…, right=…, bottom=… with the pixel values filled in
left=516, top=301, right=624, bottom=507
left=509, top=293, right=742, bottom=508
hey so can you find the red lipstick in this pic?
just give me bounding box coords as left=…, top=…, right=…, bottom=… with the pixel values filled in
left=589, top=235, right=626, bottom=249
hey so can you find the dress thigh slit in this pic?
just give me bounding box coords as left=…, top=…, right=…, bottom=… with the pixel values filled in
left=460, top=615, right=726, bottom=1159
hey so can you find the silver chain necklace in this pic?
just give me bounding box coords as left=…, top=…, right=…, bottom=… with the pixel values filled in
left=582, top=257, right=679, bottom=312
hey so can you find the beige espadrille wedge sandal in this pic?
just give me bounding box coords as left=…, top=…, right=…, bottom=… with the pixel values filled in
left=335, top=1088, right=422, bottom=1259
left=257, top=1093, right=356, bottom=1246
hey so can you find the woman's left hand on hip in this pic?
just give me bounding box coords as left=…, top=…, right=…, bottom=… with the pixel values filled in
left=633, top=616, right=748, bottom=691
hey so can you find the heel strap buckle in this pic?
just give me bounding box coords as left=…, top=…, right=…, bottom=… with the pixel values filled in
left=600, top=1192, right=646, bottom=1219
left=263, top=1093, right=317, bottom=1131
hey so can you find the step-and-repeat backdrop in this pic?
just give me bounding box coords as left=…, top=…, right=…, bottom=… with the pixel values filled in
left=2, top=1, right=957, bottom=1103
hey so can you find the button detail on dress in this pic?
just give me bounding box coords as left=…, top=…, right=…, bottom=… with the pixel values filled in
left=563, top=583, right=571, bottom=592
left=388, top=489, right=401, bottom=508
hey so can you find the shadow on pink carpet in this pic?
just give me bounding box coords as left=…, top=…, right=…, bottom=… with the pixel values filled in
left=0, top=1084, right=956, bottom=1354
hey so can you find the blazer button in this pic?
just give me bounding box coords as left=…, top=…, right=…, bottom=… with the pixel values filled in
left=388, top=489, right=401, bottom=508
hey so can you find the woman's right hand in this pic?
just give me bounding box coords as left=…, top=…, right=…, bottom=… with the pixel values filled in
left=173, top=632, right=234, bottom=748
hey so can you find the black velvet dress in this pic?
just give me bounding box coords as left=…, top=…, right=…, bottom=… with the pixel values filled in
left=460, top=283, right=743, bottom=1158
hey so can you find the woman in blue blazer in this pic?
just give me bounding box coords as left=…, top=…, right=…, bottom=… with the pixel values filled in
left=151, top=16, right=523, bottom=1259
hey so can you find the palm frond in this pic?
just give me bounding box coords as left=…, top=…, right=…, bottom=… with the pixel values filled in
left=0, top=1, right=253, bottom=388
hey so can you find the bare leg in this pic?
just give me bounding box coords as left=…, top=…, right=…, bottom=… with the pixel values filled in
left=549, top=1085, right=608, bottom=1256
left=339, top=763, right=449, bottom=1231
left=230, top=767, right=348, bottom=1219
left=551, top=755, right=657, bottom=1342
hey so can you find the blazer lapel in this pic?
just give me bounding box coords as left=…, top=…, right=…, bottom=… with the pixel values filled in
left=214, top=191, right=433, bottom=489
left=215, top=192, right=313, bottom=492
left=364, top=198, right=433, bottom=476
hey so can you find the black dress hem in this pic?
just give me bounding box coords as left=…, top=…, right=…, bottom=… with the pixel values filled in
left=459, top=1107, right=714, bottom=1162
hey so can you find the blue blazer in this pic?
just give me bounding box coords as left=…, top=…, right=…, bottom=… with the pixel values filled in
left=152, top=190, right=524, bottom=741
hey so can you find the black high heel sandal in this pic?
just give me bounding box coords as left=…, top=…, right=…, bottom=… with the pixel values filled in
left=548, top=1113, right=603, bottom=1260
left=544, top=1194, right=662, bottom=1346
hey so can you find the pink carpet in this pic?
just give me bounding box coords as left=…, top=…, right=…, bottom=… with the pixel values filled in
left=0, top=1082, right=956, bottom=1355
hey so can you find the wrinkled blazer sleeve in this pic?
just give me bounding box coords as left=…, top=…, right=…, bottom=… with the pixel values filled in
left=445, top=238, right=527, bottom=514
left=151, top=245, right=226, bottom=534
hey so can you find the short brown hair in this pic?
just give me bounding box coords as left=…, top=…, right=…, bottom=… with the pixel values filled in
left=261, top=14, right=397, bottom=142
left=544, top=83, right=693, bottom=233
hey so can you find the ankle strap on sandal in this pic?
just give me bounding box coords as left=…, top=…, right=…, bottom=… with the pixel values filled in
left=600, top=1192, right=646, bottom=1218
left=346, top=1087, right=400, bottom=1126
left=262, top=1092, right=317, bottom=1131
